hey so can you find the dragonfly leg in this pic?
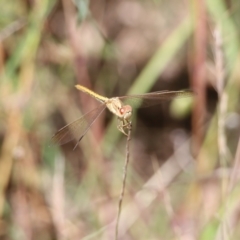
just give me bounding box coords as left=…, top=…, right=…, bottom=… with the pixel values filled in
left=117, top=118, right=131, bottom=136
left=117, top=123, right=128, bottom=136
left=127, top=121, right=132, bottom=130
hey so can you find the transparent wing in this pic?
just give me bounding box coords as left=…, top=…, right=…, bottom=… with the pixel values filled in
left=52, top=104, right=106, bottom=146
left=118, top=89, right=194, bottom=108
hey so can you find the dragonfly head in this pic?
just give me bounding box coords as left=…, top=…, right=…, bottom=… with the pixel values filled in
left=120, top=105, right=132, bottom=120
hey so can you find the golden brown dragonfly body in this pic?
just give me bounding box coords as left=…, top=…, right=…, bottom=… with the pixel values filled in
left=52, top=84, right=193, bottom=149
left=75, top=85, right=133, bottom=135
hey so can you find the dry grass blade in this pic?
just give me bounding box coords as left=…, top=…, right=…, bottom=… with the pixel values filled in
left=0, top=19, right=26, bottom=41
left=115, top=123, right=132, bottom=240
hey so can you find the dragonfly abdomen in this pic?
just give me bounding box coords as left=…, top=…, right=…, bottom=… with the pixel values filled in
left=75, top=84, right=108, bottom=103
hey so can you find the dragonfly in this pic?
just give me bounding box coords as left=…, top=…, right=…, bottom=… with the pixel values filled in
left=52, top=84, right=193, bottom=149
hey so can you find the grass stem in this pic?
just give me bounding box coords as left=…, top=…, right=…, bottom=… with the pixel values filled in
left=115, top=124, right=132, bottom=240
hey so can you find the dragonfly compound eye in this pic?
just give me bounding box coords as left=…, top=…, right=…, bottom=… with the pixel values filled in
left=120, top=108, right=125, bottom=115
left=120, top=105, right=132, bottom=119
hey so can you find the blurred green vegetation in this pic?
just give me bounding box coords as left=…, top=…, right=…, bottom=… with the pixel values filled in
left=0, top=0, right=240, bottom=240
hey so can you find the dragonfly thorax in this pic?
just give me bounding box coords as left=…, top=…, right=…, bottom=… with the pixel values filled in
left=106, top=97, right=132, bottom=119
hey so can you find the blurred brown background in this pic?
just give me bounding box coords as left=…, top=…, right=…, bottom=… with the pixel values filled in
left=0, top=0, right=240, bottom=239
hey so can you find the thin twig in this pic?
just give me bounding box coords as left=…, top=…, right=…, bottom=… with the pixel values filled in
left=191, top=0, right=207, bottom=154
left=115, top=124, right=132, bottom=240
left=214, top=25, right=228, bottom=167
left=228, top=136, right=240, bottom=192
left=0, top=19, right=26, bottom=42
left=213, top=25, right=230, bottom=240
left=51, top=154, right=65, bottom=240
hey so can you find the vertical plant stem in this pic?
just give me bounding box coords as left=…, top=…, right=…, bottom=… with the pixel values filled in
left=115, top=124, right=132, bottom=240
left=214, top=25, right=229, bottom=240
left=214, top=26, right=228, bottom=167
left=191, top=0, right=207, bottom=155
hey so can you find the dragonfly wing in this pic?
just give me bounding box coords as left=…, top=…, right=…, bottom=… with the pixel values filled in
left=119, top=89, right=194, bottom=108
left=52, top=104, right=106, bottom=146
